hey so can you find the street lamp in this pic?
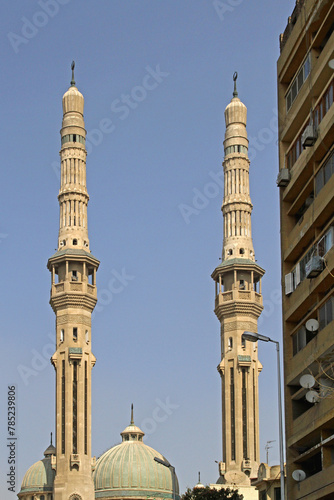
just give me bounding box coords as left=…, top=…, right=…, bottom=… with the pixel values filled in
left=242, top=331, right=285, bottom=500
left=154, top=456, right=176, bottom=500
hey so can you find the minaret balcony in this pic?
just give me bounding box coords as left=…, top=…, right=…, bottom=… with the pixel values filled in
left=52, top=281, right=96, bottom=297
left=215, top=289, right=262, bottom=307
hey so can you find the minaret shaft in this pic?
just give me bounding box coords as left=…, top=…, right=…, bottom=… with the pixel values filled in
left=212, top=79, right=265, bottom=485
left=47, top=70, right=99, bottom=500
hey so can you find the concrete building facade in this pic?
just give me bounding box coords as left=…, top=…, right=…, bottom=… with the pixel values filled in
left=277, top=0, right=334, bottom=498
left=211, top=77, right=265, bottom=500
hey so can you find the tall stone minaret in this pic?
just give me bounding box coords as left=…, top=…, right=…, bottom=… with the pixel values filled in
left=211, top=74, right=265, bottom=488
left=47, top=63, right=99, bottom=500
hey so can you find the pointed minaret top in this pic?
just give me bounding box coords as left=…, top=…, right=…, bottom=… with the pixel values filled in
left=71, top=60, right=76, bottom=87
left=233, top=71, right=238, bottom=98
left=121, top=405, right=145, bottom=442
left=194, top=471, right=204, bottom=489
left=44, top=432, right=56, bottom=457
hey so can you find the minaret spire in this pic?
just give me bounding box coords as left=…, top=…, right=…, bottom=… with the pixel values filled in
left=233, top=71, right=238, bottom=97
left=71, top=60, right=76, bottom=87
left=47, top=69, right=99, bottom=500
left=211, top=77, right=265, bottom=489
left=130, top=403, right=134, bottom=424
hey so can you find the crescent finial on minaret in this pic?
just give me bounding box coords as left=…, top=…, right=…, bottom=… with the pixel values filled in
left=71, top=60, right=76, bottom=87
left=233, top=71, right=238, bottom=97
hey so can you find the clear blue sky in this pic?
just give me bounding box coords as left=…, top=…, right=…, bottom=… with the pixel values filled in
left=1, top=1, right=293, bottom=497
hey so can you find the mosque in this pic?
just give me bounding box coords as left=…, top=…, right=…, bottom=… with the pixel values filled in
left=18, top=65, right=266, bottom=500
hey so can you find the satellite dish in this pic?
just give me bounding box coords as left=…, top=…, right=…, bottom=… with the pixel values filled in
left=292, top=469, right=306, bottom=482
left=300, top=374, right=316, bottom=389
left=306, top=390, right=320, bottom=403
left=305, top=319, right=319, bottom=332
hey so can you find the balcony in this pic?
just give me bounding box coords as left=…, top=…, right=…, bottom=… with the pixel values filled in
left=215, top=289, right=262, bottom=307
left=51, top=281, right=96, bottom=297
left=284, top=174, right=334, bottom=263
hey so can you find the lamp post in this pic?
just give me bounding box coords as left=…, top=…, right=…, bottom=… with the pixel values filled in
left=154, top=456, right=176, bottom=500
left=242, top=331, right=285, bottom=500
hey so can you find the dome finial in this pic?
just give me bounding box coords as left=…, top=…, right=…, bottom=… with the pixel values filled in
left=198, top=471, right=201, bottom=483
left=130, top=403, right=134, bottom=424
left=50, top=432, right=53, bottom=446
left=71, top=60, right=76, bottom=87
left=233, top=71, right=238, bottom=97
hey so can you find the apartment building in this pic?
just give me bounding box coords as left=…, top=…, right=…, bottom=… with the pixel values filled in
left=277, top=0, right=334, bottom=498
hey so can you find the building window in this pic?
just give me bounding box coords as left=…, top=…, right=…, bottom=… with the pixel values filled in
left=287, top=226, right=333, bottom=294
left=239, top=279, right=245, bottom=290
left=72, top=270, right=78, bottom=281
left=73, top=239, right=78, bottom=245
left=315, top=152, right=334, bottom=196
left=73, top=328, right=78, bottom=341
left=242, top=368, right=248, bottom=459
left=292, top=325, right=314, bottom=355
left=286, top=53, right=311, bottom=111
left=85, top=330, right=89, bottom=343
left=230, top=367, right=236, bottom=461
left=286, top=80, right=333, bottom=170
left=260, top=492, right=267, bottom=500
left=62, top=360, right=65, bottom=454
left=85, top=361, right=88, bottom=455
left=73, top=362, right=78, bottom=454
left=274, top=487, right=281, bottom=500
left=60, top=329, right=64, bottom=342
left=228, top=337, right=233, bottom=350
left=253, top=368, right=256, bottom=460
left=319, top=296, right=334, bottom=331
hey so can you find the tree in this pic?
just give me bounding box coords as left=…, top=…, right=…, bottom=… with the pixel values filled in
left=181, top=486, right=243, bottom=500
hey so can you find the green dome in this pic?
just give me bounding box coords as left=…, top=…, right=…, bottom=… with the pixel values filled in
left=94, top=421, right=179, bottom=500
left=19, top=442, right=55, bottom=495
left=20, top=457, right=55, bottom=494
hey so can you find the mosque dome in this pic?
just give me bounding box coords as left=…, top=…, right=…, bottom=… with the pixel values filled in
left=18, top=442, right=55, bottom=498
left=94, top=412, right=179, bottom=500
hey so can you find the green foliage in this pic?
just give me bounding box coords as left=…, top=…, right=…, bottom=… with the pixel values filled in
left=181, top=486, right=243, bottom=500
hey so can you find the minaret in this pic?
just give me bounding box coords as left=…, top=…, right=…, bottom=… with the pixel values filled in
left=47, top=62, right=99, bottom=500
left=211, top=74, right=265, bottom=487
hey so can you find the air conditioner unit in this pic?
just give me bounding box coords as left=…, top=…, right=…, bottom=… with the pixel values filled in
left=305, top=256, right=323, bottom=279
left=277, top=168, right=291, bottom=187
left=302, top=125, right=317, bottom=148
